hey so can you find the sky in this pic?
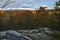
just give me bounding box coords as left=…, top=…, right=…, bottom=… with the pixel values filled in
left=0, top=0, right=59, bottom=10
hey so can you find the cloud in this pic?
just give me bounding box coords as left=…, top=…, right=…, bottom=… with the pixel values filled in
left=0, top=8, right=36, bottom=10
left=0, top=0, right=59, bottom=10
left=0, top=0, right=3, bottom=2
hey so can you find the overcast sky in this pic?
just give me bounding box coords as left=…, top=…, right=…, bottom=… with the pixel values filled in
left=0, top=0, right=59, bottom=10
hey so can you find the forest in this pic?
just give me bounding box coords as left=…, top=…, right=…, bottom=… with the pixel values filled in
left=0, top=9, right=60, bottom=31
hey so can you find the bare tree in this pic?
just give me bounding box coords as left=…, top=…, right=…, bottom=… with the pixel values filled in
left=0, top=0, right=16, bottom=30
left=1, top=0, right=16, bottom=8
left=0, top=0, right=16, bottom=16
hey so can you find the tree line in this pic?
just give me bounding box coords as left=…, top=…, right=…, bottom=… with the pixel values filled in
left=0, top=10, right=60, bottom=31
